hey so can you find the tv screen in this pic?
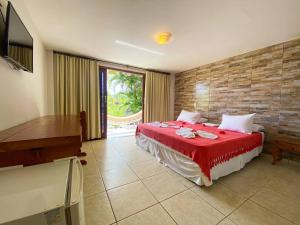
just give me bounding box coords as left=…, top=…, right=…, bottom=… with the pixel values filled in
left=4, top=2, right=33, bottom=72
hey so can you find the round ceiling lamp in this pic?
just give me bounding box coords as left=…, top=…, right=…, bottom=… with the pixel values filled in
left=154, top=32, right=172, bottom=45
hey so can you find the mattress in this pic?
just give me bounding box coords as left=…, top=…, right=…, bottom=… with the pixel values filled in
left=136, top=133, right=264, bottom=186
left=136, top=121, right=263, bottom=182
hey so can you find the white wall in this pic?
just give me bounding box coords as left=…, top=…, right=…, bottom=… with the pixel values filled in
left=0, top=0, right=47, bottom=131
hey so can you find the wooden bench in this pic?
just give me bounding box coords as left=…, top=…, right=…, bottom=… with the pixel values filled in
left=272, top=136, right=300, bottom=164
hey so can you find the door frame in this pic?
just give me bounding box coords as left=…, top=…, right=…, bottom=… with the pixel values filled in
left=99, top=66, right=145, bottom=138
left=99, top=67, right=107, bottom=138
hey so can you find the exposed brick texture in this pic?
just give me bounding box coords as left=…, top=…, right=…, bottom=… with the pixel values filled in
left=175, top=38, right=300, bottom=149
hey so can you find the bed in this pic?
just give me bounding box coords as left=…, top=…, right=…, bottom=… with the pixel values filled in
left=136, top=121, right=264, bottom=186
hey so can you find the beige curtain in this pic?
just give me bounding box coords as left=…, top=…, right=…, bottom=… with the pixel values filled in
left=144, top=71, right=170, bottom=122
left=9, top=45, right=33, bottom=71
left=53, top=53, right=101, bottom=140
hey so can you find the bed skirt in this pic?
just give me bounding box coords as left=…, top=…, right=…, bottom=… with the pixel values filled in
left=136, top=133, right=263, bottom=186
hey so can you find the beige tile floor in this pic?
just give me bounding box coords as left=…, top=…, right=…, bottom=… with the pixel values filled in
left=82, top=136, right=300, bottom=225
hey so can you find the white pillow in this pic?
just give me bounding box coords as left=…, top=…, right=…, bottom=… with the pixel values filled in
left=252, top=124, right=265, bottom=132
left=177, top=110, right=201, bottom=124
left=218, top=114, right=255, bottom=134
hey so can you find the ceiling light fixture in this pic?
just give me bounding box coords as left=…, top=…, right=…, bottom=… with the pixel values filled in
left=154, top=32, right=172, bottom=45
left=115, top=40, right=164, bottom=56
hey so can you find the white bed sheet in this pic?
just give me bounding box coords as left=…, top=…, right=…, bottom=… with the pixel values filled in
left=136, top=133, right=264, bottom=186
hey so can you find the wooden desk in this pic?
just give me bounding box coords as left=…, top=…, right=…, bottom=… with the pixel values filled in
left=272, top=137, right=300, bottom=164
left=0, top=115, right=82, bottom=167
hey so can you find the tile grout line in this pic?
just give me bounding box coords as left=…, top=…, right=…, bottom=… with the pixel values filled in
left=215, top=186, right=264, bottom=225
left=92, top=138, right=218, bottom=225
left=126, top=162, right=169, bottom=180
left=103, top=183, right=118, bottom=223
left=137, top=164, right=210, bottom=224
left=115, top=202, right=160, bottom=223
left=82, top=143, right=118, bottom=224
left=91, top=141, right=121, bottom=224
left=84, top=178, right=218, bottom=224
left=96, top=164, right=118, bottom=223
left=189, top=187, right=226, bottom=217
left=190, top=179, right=263, bottom=218
left=99, top=151, right=155, bottom=191
left=130, top=156, right=195, bottom=203
left=159, top=202, right=179, bottom=225
left=157, top=184, right=223, bottom=225
left=218, top=171, right=298, bottom=225
left=89, top=138, right=300, bottom=225
left=89, top=139, right=158, bottom=224
left=104, top=178, right=140, bottom=192
left=83, top=188, right=106, bottom=199
left=130, top=162, right=179, bottom=225
left=247, top=199, right=298, bottom=225
left=140, top=181, right=181, bottom=225
left=133, top=169, right=169, bottom=180
left=89, top=139, right=167, bottom=223
left=215, top=200, right=247, bottom=224
left=100, top=143, right=162, bottom=223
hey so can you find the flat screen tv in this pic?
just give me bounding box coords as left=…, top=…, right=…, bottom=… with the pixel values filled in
left=3, top=2, right=33, bottom=72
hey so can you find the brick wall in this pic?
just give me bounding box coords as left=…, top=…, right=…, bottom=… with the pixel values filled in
left=175, top=38, right=300, bottom=148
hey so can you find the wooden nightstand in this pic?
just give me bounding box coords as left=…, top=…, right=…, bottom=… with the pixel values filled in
left=272, top=137, right=300, bottom=164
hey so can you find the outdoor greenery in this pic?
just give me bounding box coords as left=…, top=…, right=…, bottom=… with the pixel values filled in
left=107, top=70, right=143, bottom=117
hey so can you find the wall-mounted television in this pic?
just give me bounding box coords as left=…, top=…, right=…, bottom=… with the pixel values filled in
left=3, top=1, right=33, bottom=73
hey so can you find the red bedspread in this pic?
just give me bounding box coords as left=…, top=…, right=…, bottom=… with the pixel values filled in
left=136, top=121, right=263, bottom=180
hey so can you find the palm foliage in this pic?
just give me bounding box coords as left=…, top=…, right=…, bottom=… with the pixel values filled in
left=107, top=70, right=143, bottom=117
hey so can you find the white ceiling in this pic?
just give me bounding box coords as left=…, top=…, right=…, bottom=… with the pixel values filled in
left=24, top=0, right=300, bottom=73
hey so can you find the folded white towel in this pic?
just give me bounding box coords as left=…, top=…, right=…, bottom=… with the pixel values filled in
left=148, top=121, right=161, bottom=127
left=176, top=128, right=195, bottom=138
left=160, top=123, right=169, bottom=128
left=181, top=132, right=195, bottom=138
left=148, top=122, right=181, bottom=129
left=178, top=127, right=193, bottom=132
